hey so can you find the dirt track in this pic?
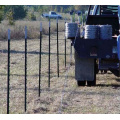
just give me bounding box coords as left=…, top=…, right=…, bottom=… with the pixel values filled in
left=0, top=32, right=120, bottom=114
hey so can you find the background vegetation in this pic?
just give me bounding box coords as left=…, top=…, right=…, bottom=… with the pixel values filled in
left=0, top=5, right=88, bottom=39
left=0, top=5, right=89, bottom=22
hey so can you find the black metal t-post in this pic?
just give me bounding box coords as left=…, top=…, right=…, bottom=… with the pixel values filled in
left=65, top=18, right=66, bottom=67
left=7, top=29, right=10, bottom=114
left=57, top=18, right=59, bottom=77
left=48, top=19, right=51, bottom=87
left=25, top=26, right=27, bottom=112
left=70, top=41, right=72, bottom=65
left=39, top=22, right=42, bottom=97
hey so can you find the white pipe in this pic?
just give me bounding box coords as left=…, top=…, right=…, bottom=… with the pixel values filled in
left=118, top=5, right=120, bottom=19
left=92, top=5, right=98, bottom=15
left=25, top=26, right=27, bottom=39
left=56, top=17, right=58, bottom=23
left=40, top=22, right=42, bottom=32
left=117, top=35, right=120, bottom=60
left=78, top=16, right=80, bottom=24
left=49, top=20, right=51, bottom=27
left=71, top=16, right=72, bottom=23
left=8, top=29, right=10, bottom=40
left=65, top=17, right=66, bottom=23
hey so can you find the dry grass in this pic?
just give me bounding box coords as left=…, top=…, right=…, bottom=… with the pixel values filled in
left=0, top=31, right=72, bottom=114
left=0, top=19, right=66, bottom=40
left=0, top=13, right=84, bottom=40
left=1, top=29, right=120, bottom=114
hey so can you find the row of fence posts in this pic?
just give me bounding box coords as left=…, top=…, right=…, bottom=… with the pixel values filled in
left=6, top=18, right=67, bottom=114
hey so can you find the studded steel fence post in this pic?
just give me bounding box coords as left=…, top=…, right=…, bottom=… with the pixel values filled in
left=25, top=26, right=27, bottom=112
left=39, top=22, right=42, bottom=97
left=65, top=18, right=66, bottom=67
left=48, top=18, right=51, bottom=87
left=70, top=41, right=72, bottom=65
left=7, top=29, right=10, bottom=114
left=57, top=17, right=59, bottom=77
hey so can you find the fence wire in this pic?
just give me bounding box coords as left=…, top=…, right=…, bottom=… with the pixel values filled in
left=58, top=26, right=81, bottom=113
left=58, top=41, right=73, bottom=113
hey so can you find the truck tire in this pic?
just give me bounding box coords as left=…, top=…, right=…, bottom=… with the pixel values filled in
left=87, top=59, right=96, bottom=86
left=87, top=79, right=96, bottom=86
left=77, top=81, right=86, bottom=86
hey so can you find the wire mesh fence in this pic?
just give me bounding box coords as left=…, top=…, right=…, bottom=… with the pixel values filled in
left=0, top=17, right=75, bottom=114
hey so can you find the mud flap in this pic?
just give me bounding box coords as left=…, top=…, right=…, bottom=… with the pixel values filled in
left=75, top=51, right=94, bottom=81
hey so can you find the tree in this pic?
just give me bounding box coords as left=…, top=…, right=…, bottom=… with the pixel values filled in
left=54, top=6, right=57, bottom=12
left=4, top=5, right=27, bottom=20
left=74, top=5, right=89, bottom=13
left=28, top=12, right=36, bottom=21
left=60, top=7, right=63, bottom=13
left=0, top=6, right=4, bottom=23
left=6, top=9, right=15, bottom=25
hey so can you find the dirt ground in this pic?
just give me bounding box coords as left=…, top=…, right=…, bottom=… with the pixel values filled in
left=0, top=31, right=120, bottom=114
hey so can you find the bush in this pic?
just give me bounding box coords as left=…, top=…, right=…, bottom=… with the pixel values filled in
left=6, top=10, right=15, bottom=25
left=28, top=12, right=36, bottom=21
left=0, top=6, right=4, bottom=23
left=4, top=6, right=27, bottom=20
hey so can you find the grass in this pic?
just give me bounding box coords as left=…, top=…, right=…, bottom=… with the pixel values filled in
left=0, top=12, right=85, bottom=40
left=0, top=19, right=66, bottom=40
left=1, top=19, right=120, bottom=114
left=0, top=30, right=73, bottom=114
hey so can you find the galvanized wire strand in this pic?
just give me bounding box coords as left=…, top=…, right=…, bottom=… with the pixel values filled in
left=58, top=26, right=112, bottom=114
left=84, top=25, right=99, bottom=39
left=84, top=25, right=112, bottom=40
left=99, top=25, right=112, bottom=40
left=65, top=23, right=78, bottom=39
left=58, top=26, right=79, bottom=114
left=58, top=43, right=73, bottom=114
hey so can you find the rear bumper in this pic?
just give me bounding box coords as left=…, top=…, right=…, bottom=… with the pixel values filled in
left=74, top=38, right=118, bottom=59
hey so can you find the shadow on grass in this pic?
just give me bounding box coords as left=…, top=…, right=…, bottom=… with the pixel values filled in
left=115, top=78, right=120, bottom=82
left=0, top=73, right=74, bottom=79
left=0, top=83, right=120, bottom=98
left=96, top=84, right=120, bottom=89
left=44, top=85, right=120, bottom=96
left=0, top=49, right=69, bottom=55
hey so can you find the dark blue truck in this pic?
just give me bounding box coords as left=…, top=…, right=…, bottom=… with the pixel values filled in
left=72, top=5, right=120, bottom=86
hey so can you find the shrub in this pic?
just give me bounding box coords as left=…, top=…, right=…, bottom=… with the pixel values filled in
left=4, top=5, right=27, bottom=20
left=0, top=5, right=4, bottom=23
left=28, top=12, right=36, bottom=21
left=6, top=10, right=15, bottom=25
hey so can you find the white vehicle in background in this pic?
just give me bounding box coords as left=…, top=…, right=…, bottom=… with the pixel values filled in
left=41, top=11, right=62, bottom=19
